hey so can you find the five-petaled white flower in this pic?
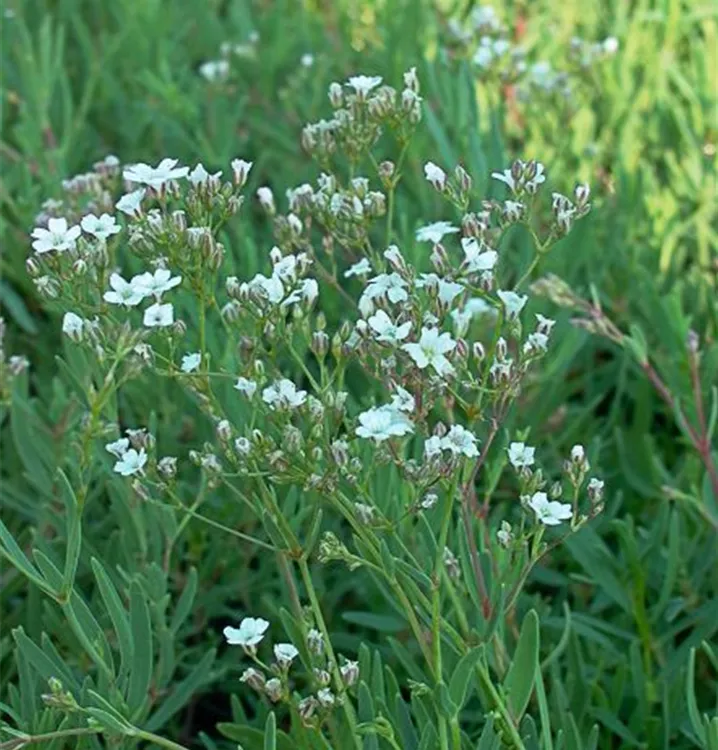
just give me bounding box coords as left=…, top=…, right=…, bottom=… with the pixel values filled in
left=105, top=438, right=130, bottom=458
left=31, top=217, right=81, bottom=254
left=235, top=377, right=258, bottom=398
left=80, top=213, right=121, bottom=240
left=143, top=302, right=174, bottom=328
left=461, top=237, right=498, bottom=273
left=508, top=442, right=535, bottom=468
left=364, top=273, right=409, bottom=304
left=442, top=425, right=479, bottom=458
left=390, top=386, right=415, bottom=413
left=223, top=617, right=270, bottom=648
left=62, top=312, right=84, bottom=341
left=123, top=158, right=189, bottom=189
left=415, top=221, right=459, bottom=244
left=273, top=643, right=299, bottom=668
left=346, top=75, right=382, bottom=97
left=344, top=258, right=372, bottom=278
left=424, top=435, right=443, bottom=459
left=113, top=448, right=147, bottom=476
left=491, top=168, right=516, bottom=192
left=103, top=273, right=146, bottom=307
left=262, top=379, right=307, bottom=409
left=230, top=158, right=253, bottom=186
left=200, top=59, right=230, bottom=82
left=403, top=327, right=456, bottom=376
left=424, top=162, right=446, bottom=190
left=188, top=163, right=222, bottom=187
left=367, top=310, right=411, bottom=344
left=497, top=290, right=528, bottom=319
left=116, top=188, right=146, bottom=217
left=528, top=492, right=573, bottom=526
left=356, top=405, right=414, bottom=442
left=416, top=274, right=464, bottom=306
left=133, top=268, right=182, bottom=300
left=181, top=352, right=201, bottom=373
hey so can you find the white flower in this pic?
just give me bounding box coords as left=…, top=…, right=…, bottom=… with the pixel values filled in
left=346, top=75, right=382, bottom=97
left=508, top=442, right=535, bottom=468
left=424, top=162, right=447, bottom=190
left=344, top=258, right=372, bottom=278
left=364, top=273, right=409, bottom=304
left=528, top=492, right=573, bottom=526
left=390, top=386, right=415, bottom=413
left=256, top=186, right=275, bottom=211
left=571, top=444, right=585, bottom=462
left=424, top=436, right=443, bottom=459
left=473, top=44, right=494, bottom=68
left=80, top=213, right=121, bottom=240
left=262, top=379, right=307, bottom=409
left=116, top=188, right=146, bottom=217
left=103, top=273, right=147, bottom=307
left=235, top=377, right=258, bottom=398
left=181, top=352, right=201, bottom=373
left=300, top=278, right=319, bottom=305
left=132, top=268, right=182, bottom=300
left=367, top=310, right=411, bottom=344
left=235, top=437, right=252, bottom=456
left=535, top=314, right=556, bottom=334
left=274, top=643, right=299, bottom=667
left=461, top=237, right=498, bottom=272
left=603, top=36, right=619, bottom=55
left=317, top=688, right=335, bottom=707
left=31, top=217, right=81, bottom=254
left=416, top=274, right=464, bottom=306
left=223, top=617, right=270, bottom=648
left=301, top=53, right=314, bottom=67
left=415, top=221, right=459, bottom=244
left=230, top=158, right=253, bottom=187
left=497, top=290, right=528, bottom=319
left=62, top=312, right=84, bottom=341
left=123, top=158, right=189, bottom=189
left=188, top=163, right=222, bottom=186
left=143, top=302, right=174, bottom=328
left=105, top=438, right=130, bottom=458
left=248, top=273, right=284, bottom=304
left=199, top=59, right=230, bottom=81
left=403, top=327, right=456, bottom=376
left=491, top=168, right=516, bottom=192
left=525, top=163, right=546, bottom=192
left=441, top=425, right=479, bottom=458
left=113, top=448, right=147, bottom=476
left=356, top=405, right=414, bottom=442
left=523, top=332, right=549, bottom=354
left=503, top=200, right=524, bottom=222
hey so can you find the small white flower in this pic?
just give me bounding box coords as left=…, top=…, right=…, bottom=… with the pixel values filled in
left=181, top=352, right=201, bottom=373
left=31, top=217, right=81, bottom=254
left=80, top=213, right=121, bottom=240
left=602, top=36, right=619, bottom=55
left=188, top=162, right=222, bottom=187
left=424, top=162, right=447, bottom=190
left=491, top=168, right=516, bottom=192
left=356, top=405, right=414, bottom=442
left=317, top=687, right=335, bottom=707
left=262, top=379, right=307, bottom=409
left=503, top=200, right=524, bottom=222
left=116, top=188, right=146, bottom=217
left=508, top=442, right=535, bottom=468
left=113, top=448, right=147, bottom=476
left=301, top=53, right=314, bottom=67
left=473, top=44, right=494, bottom=68
left=105, top=438, right=130, bottom=458
left=143, top=302, right=174, bottom=328
left=416, top=274, right=464, bottom=306
left=390, top=386, right=415, bottom=413
left=123, top=158, right=189, bottom=189
left=344, top=258, right=372, bottom=278
left=132, top=268, right=182, bottom=300
left=230, top=158, right=253, bottom=187
left=525, top=163, right=546, bottom=192
left=403, top=327, right=456, bottom=376
left=571, top=444, right=585, bottom=462
left=497, top=521, right=513, bottom=546
left=441, top=425, right=479, bottom=458
left=235, top=377, right=258, bottom=398
left=223, top=617, right=270, bottom=648
left=367, top=310, right=412, bottom=344
left=103, top=273, right=147, bottom=307
left=528, top=492, right=573, bottom=526
left=274, top=643, right=299, bottom=667
left=256, top=186, right=275, bottom=211
left=235, top=437, right=252, bottom=456
left=523, top=332, right=549, bottom=354
left=364, top=273, right=409, bottom=305
left=346, top=75, right=382, bottom=97
left=424, top=435, right=443, bottom=459
left=535, top=314, right=556, bottom=334
left=62, top=312, right=84, bottom=341
left=497, top=290, right=528, bottom=319
left=199, top=59, right=230, bottom=82
left=461, top=237, right=498, bottom=272
left=415, top=221, right=459, bottom=244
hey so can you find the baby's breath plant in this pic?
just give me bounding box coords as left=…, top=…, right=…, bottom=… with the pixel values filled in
left=0, top=67, right=616, bottom=750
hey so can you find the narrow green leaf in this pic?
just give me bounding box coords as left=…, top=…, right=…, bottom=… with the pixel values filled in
left=127, top=581, right=153, bottom=716
left=170, top=567, right=198, bottom=634
left=503, top=609, right=539, bottom=723
left=264, top=711, right=277, bottom=750
left=686, top=648, right=707, bottom=746
left=91, top=558, right=133, bottom=677
left=448, top=645, right=484, bottom=713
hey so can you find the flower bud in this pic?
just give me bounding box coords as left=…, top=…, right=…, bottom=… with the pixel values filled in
left=430, top=243, right=448, bottom=274
left=26, top=256, right=42, bottom=277
left=299, top=696, right=319, bottom=724
left=264, top=678, right=283, bottom=703
left=311, top=330, right=329, bottom=359
left=314, top=668, right=331, bottom=687
left=454, top=164, right=472, bottom=193
left=158, top=456, right=177, bottom=478
left=549, top=481, right=563, bottom=499
left=172, top=210, right=187, bottom=231
left=307, top=628, right=324, bottom=656
left=496, top=336, right=508, bottom=361
left=216, top=419, right=232, bottom=443
left=328, top=82, right=343, bottom=108
left=240, top=667, right=266, bottom=692
left=472, top=341, right=486, bottom=361
left=340, top=660, right=360, bottom=687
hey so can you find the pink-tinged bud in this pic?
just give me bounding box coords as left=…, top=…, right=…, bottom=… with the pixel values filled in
left=454, top=164, right=472, bottom=193
left=26, top=256, right=42, bottom=277
left=430, top=243, right=448, bottom=274
left=472, top=341, right=486, bottom=360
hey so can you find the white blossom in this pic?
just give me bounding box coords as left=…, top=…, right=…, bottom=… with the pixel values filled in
left=528, top=492, right=573, bottom=526
left=356, top=405, right=414, bottom=442
left=132, top=268, right=182, bottom=300
left=364, top=273, right=409, bottom=304
left=31, top=217, right=81, bottom=254
left=123, top=158, right=189, bottom=189
left=181, top=352, right=201, bottom=373
left=497, top=290, right=528, bottom=319
left=424, top=435, right=443, bottom=459
left=235, top=377, right=258, bottom=398
left=424, top=162, right=447, bottom=190
left=390, top=386, right=415, bottom=413
left=80, top=213, right=121, bottom=240
left=189, top=162, right=222, bottom=186
left=223, top=617, right=270, bottom=648
left=367, top=310, right=411, bottom=344
left=199, top=59, right=230, bottom=82
left=143, top=302, right=174, bottom=328
left=105, top=438, right=130, bottom=458
left=508, top=442, right=535, bottom=468
left=262, top=379, right=307, bottom=409
left=415, top=221, right=459, bottom=244
left=116, top=188, right=146, bottom=217
left=441, top=425, right=479, bottom=458
left=344, top=258, right=372, bottom=278
left=403, top=327, right=456, bottom=376
left=346, top=75, right=382, bottom=97
left=461, top=237, right=498, bottom=272
left=62, top=312, right=84, bottom=341
left=274, top=643, right=299, bottom=667
left=113, top=448, right=147, bottom=476
left=103, top=273, right=147, bottom=307
left=416, top=274, right=464, bottom=306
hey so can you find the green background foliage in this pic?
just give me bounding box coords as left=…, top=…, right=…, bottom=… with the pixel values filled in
left=1, top=0, right=716, bottom=748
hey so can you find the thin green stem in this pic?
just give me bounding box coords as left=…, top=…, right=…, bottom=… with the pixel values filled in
left=0, top=728, right=100, bottom=750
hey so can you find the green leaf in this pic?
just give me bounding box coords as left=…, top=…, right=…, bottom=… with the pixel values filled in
left=0, top=280, right=39, bottom=333
left=58, top=470, right=81, bottom=593
left=686, top=648, right=707, bottom=746
left=127, top=581, right=153, bottom=716
left=342, top=611, right=406, bottom=633
left=0, top=518, right=55, bottom=598
left=433, top=681, right=457, bottom=720
left=503, top=609, right=539, bottom=723
left=264, top=711, right=277, bottom=750
left=170, top=567, right=198, bottom=634
left=91, top=558, right=133, bottom=677
left=217, top=724, right=294, bottom=750
left=448, top=645, right=484, bottom=713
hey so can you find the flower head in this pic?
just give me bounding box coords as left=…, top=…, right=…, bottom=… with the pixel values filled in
left=235, top=377, right=258, bottom=398
left=80, top=213, right=121, bottom=240
left=273, top=643, right=299, bottom=668
left=367, top=310, right=411, bottom=344
left=424, top=162, right=447, bottom=191
left=113, top=448, right=147, bottom=476
left=262, top=379, right=307, bottom=409
left=344, top=258, right=372, bottom=278
left=441, top=425, right=479, bottom=458
left=199, top=59, right=230, bottom=82
left=103, top=273, right=147, bottom=307
left=416, top=221, right=459, bottom=244
left=223, top=617, right=270, bottom=648
left=31, top=217, right=81, bottom=254
left=181, top=352, right=201, bottom=373
left=105, top=438, right=130, bottom=458
left=143, top=302, right=174, bottom=328
left=62, top=312, right=84, bottom=341
left=508, top=442, right=535, bottom=468
left=497, top=290, right=528, bottom=319
left=356, top=405, right=414, bottom=442
left=133, top=268, right=182, bottom=300
left=346, top=75, right=382, bottom=97
left=461, top=238, right=498, bottom=273
left=528, top=492, right=573, bottom=526
left=403, top=327, right=456, bottom=376
left=123, top=159, right=189, bottom=189
left=116, top=189, right=146, bottom=217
